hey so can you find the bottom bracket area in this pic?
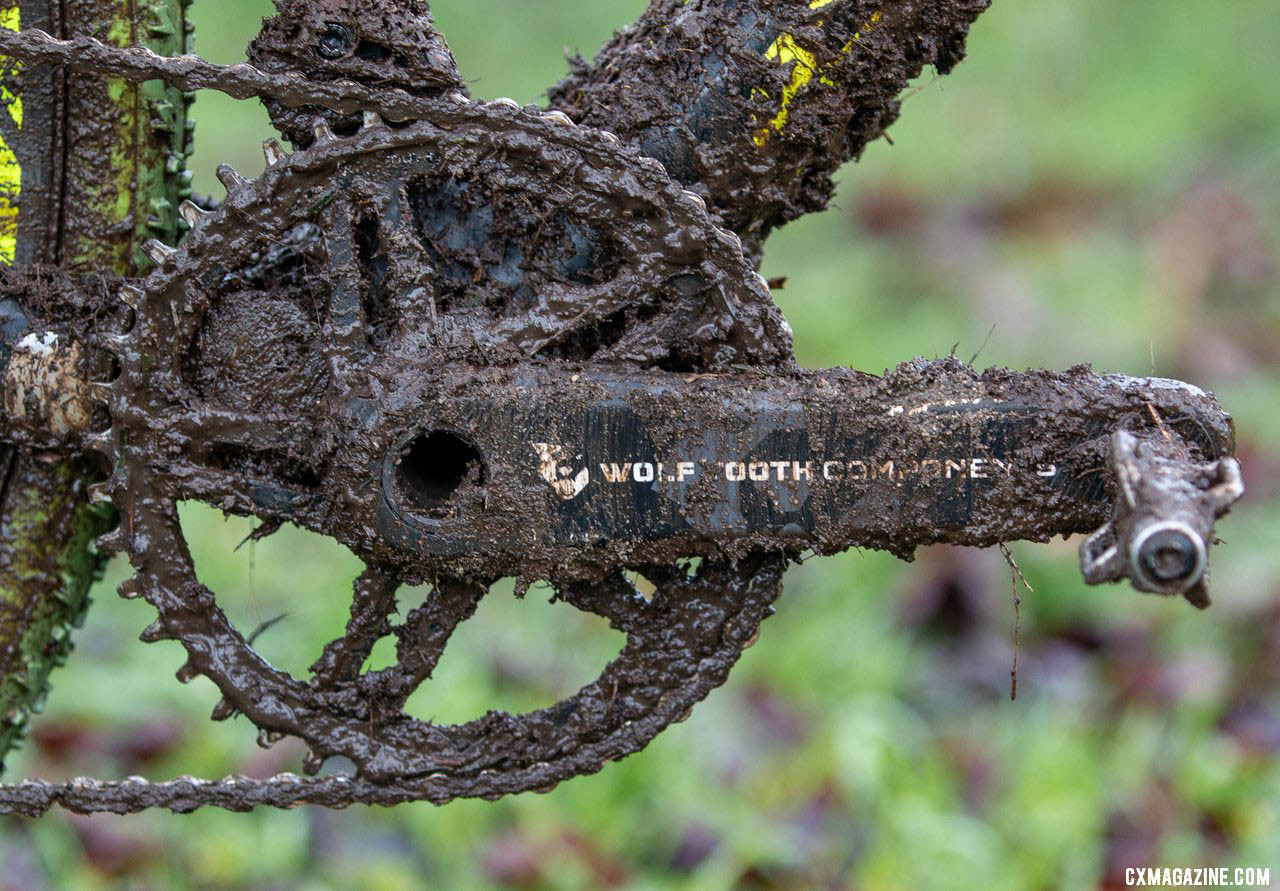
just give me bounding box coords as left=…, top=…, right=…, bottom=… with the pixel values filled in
left=391, top=429, right=486, bottom=519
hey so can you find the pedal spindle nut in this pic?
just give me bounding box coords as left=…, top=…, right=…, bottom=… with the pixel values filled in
left=1081, top=428, right=1243, bottom=608
left=1132, top=521, right=1206, bottom=591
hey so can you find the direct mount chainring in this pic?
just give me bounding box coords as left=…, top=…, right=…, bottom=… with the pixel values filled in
left=7, top=96, right=798, bottom=815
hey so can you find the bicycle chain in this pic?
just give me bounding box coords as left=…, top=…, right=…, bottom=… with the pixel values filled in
left=0, top=29, right=795, bottom=815
left=0, top=23, right=1248, bottom=817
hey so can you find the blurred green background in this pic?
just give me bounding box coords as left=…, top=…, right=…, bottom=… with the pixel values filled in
left=4, top=0, right=1280, bottom=887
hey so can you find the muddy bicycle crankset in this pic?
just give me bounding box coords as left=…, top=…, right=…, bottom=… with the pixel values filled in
left=0, top=26, right=1243, bottom=815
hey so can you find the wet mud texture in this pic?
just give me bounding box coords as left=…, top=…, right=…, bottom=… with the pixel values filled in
left=2, top=0, right=1236, bottom=818
left=60, top=0, right=193, bottom=272
left=0, top=552, right=785, bottom=816
left=0, top=5, right=807, bottom=808
left=1079, top=430, right=1244, bottom=609
left=0, top=265, right=121, bottom=447
left=136, top=107, right=790, bottom=385
left=248, top=0, right=463, bottom=148
left=0, top=0, right=189, bottom=771
left=1, top=0, right=60, bottom=265
left=0, top=455, right=113, bottom=768
left=112, top=343, right=1239, bottom=588
left=550, top=0, right=990, bottom=254
left=0, top=264, right=118, bottom=340
left=57, top=98, right=799, bottom=801
left=2, top=0, right=994, bottom=268
left=93, top=112, right=1237, bottom=802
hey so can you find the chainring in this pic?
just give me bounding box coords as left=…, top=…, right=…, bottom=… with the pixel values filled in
left=68, top=98, right=796, bottom=811
left=0, top=12, right=1247, bottom=817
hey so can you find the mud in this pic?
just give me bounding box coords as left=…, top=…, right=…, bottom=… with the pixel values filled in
left=0, top=265, right=120, bottom=447
left=2, top=0, right=61, bottom=265
left=0, top=28, right=459, bottom=120
left=549, top=0, right=991, bottom=253
left=100, top=157, right=1237, bottom=797
left=0, top=0, right=1247, bottom=817
left=136, top=106, right=790, bottom=377
left=0, top=263, right=117, bottom=336
left=1080, top=430, right=1243, bottom=608
left=0, top=0, right=189, bottom=776
left=0, top=453, right=112, bottom=771
left=3, top=332, right=95, bottom=435
left=66, top=96, right=798, bottom=798
left=248, top=0, right=463, bottom=149
left=115, top=350, right=1238, bottom=586
left=0, top=551, right=784, bottom=816
left=2, top=0, right=993, bottom=262
left=60, top=0, right=193, bottom=273
left=0, top=18, right=799, bottom=807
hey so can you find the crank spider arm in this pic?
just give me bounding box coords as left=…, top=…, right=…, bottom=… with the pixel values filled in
left=161, top=357, right=1237, bottom=598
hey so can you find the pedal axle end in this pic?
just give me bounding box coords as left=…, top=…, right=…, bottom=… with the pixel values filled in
left=1080, top=430, right=1243, bottom=606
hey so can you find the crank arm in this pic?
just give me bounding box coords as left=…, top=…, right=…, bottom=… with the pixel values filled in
left=176, top=357, right=1239, bottom=596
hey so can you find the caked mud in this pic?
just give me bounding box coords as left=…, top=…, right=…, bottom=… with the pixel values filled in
left=0, top=0, right=1242, bottom=817
left=0, top=0, right=190, bottom=773
left=550, top=0, right=991, bottom=253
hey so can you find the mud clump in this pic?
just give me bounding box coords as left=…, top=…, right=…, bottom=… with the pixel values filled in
left=249, top=0, right=464, bottom=147
left=550, top=0, right=990, bottom=253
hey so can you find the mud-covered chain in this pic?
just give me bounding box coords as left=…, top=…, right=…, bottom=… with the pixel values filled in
left=0, top=17, right=796, bottom=814
left=0, top=1, right=1242, bottom=816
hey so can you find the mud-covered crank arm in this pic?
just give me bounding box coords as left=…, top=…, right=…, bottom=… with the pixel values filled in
left=163, top=357, right=1236, bottom=602
left=0, top=322, right=1244, bottom=602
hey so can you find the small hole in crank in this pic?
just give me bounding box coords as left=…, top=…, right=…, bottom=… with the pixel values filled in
left=355, top=40, right=391, bottom=63
left=396, top=430, right=485, bottom=515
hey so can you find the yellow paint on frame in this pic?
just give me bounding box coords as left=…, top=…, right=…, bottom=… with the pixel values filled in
left=753, top=9, right=882, bottom=147
left=0, top=5, right=21, bottom=265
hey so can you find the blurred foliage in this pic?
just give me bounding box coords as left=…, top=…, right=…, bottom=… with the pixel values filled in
left=3, top=0, right=1279, bottom=888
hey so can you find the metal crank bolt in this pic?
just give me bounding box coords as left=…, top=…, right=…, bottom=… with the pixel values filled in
left=316, top=23, right=355, bottom=60
left=1081, top=430, right=1244, bottom=608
